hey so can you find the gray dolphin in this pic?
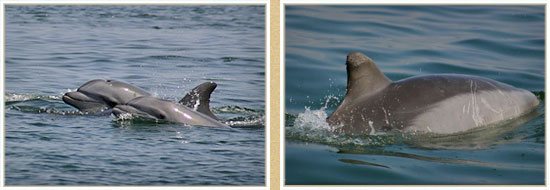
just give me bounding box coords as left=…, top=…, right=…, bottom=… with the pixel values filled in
left=63, top=79, right=221, bottom=120
left=62, top=79, right=151, bottom=113
left=112, top=96, right=228, bottom=128
left=327, top=52, right=540, bottom=135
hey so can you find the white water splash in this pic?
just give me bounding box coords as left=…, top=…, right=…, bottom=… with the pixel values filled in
left=287, top=95, right=401, bottom=147
left=113, top=112, right=135, bottom=121
left=5, top=93, right=61, bottom=102
left=225, top=116, right=265, bottom=127
left=5, top=93, right=38, bottom=102
left=288, top=106, right=399, bottom=147
left=293, top=106, right=333, bottom=132
left=292, top=94, right=342, bottom=131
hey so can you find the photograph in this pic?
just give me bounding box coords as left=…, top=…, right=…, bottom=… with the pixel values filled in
left=284, top=5, right=545, bottom=185
left=4, top=5, right=266, bottom=185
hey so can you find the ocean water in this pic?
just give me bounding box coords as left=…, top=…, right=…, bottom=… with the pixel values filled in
left=285, top=6, right=545, bottom=185
left=4, top=5, right=265, bottom=185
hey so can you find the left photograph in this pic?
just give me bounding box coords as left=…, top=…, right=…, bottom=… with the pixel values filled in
left=4, top=5, right=266, bottom=185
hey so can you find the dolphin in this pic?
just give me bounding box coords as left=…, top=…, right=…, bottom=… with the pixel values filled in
left=63, top=79, right=222, bottom=120
left=326, top=52, right=540, bottom=135
left=62, top=79, right=151, bottom=113
left=112, top=96, right=228, bottom=128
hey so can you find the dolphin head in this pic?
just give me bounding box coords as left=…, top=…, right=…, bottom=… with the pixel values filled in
left=63, top=91, right=111, bottom=112
left=63, top=79, right=113, bottom=112
left=63, top=79, right=151, bottom=113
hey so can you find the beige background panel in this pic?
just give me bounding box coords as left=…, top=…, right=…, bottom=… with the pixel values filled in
left=270, top=0, right=281, bottom=190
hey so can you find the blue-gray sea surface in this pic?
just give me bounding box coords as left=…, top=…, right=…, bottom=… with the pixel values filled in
left=5, top=5, right=265, bottom=185
left=285, top=6, right=544, bottom=185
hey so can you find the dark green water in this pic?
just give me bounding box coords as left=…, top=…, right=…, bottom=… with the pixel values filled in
left=285, top=5, right=544, bottom=185
left=4, top=5, right=265, bottom=185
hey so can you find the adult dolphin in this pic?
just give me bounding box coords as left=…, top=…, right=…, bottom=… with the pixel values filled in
left=62, top=79, right=151, bottom=113
left=327, top=52, right=540, bottom=135
left=112, top=96, right=228, bottom=128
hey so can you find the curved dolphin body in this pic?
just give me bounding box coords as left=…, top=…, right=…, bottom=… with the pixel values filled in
left=113, top=96, right=228, bottom=128
left=327, top=52, right=540, bottom=135
left=62, top=79, right=151, bottom=113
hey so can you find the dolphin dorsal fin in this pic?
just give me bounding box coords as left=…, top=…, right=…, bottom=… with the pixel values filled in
left=179, top=82, right=220, bottom=120
left=344, top=52, right=392, bottom=101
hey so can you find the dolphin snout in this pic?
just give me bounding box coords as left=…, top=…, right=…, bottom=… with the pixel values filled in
left=63, top=91, right=95, bottom=102
left=62, top=92, right=82, bottom=106
left=63, top=91, right=109, bottom=112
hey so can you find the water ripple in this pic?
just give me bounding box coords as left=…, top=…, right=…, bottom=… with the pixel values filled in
left=452, top=38, right=544, bottom=58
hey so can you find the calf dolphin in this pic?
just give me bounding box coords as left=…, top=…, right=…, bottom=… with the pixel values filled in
left=112, top=96, right=228, bottom=128
left=327, top=52, right=539, bottom=135
left=62, top=79, right=151, bottom=113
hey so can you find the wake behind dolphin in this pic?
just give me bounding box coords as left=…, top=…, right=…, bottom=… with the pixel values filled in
left=327, top=52, right=539, bottom=135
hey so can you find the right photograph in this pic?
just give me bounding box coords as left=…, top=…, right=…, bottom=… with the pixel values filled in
left=284, top=5, right=545, bottom=185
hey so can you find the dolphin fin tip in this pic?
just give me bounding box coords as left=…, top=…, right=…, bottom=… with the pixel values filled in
left=179, top=81, right=220, bottom=121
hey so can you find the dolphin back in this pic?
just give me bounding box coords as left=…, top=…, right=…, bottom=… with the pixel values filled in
left=115, top=96, right=228, bottom=128
left=327, top=52, right=540, bottom=135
